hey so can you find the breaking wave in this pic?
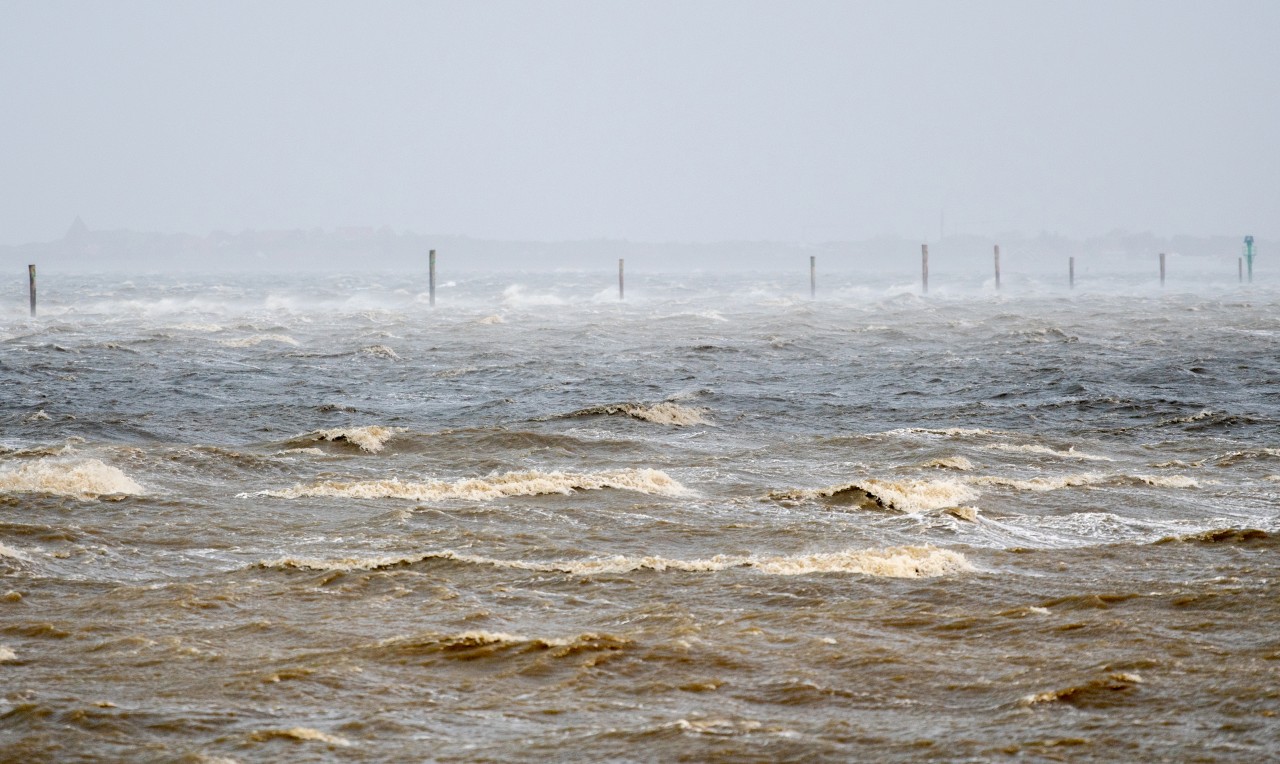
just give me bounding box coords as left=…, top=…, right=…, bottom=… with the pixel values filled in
left=983, top=443, right=1113, bottom=461
left=878, top=427, right=998, bottom=438
left=360, top=344, right=400, bottom=360
left=969, top=473, right=1199, bottom=491
left=0, top=542, right=32, bottom=562
left=1021, top=672, right=1143, bottom=707
left=0, top=458, right=143, bottom=499
left=257, top=467, right=689, bottom=501
left=768, top=478, right=978, bottom=512
left=301, top=425, right=404, bottom=453
left=217, top=334, right=299, bottom=347
left=1215, top=448, right=1280, bottom=467
left=560, top=402, right=711, bottom=426
left=250, top=727, right=350, bottom=747
left=924, top=456, right=975, bottom=471
left=374, top=630, right=630, bottom=658
left=1153, top=528, right=1271, bottom=545
left=261, top=544, right=972, bottom=579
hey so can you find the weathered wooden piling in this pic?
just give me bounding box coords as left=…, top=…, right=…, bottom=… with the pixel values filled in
left=809, top=255, right=816, bottom=299
left=618, top=258, right=625, bottom=301
left=429, top=249, right=436, bottom=307
left=993, top=245, right=1001, bottom=290
left=1069, top=257, right=1075, bottom=289
left=1159, top=252, right=1166, bottom=286
left=921, top=244, right=929, bottom=294
left=28, top=264, right=36, bottom=317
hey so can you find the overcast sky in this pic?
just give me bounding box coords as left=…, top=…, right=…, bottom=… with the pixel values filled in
left=1, top=0, right=1275, bottom=245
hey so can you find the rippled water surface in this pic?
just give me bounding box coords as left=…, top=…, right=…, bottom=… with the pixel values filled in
left=2, top=270, right=1278, bottom=762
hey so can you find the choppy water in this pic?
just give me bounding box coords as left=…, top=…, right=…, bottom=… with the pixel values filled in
left=2, top=269, right=1278, bottom=762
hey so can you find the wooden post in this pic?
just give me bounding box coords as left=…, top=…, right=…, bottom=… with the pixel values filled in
left=993, top=245, right=1000, bottom=290
left=1239, top=257, right=1244, bottom=283
left=618, top=258, right=624, bottom=301
left=1159, top=252, right=1166, bottom=287
left=809, top=255, right=816, bottom=299
left=429, top=249, right=436, bottom=307
left=921, top=244, right=929, bottom=294
left=28, top=264, right=36, bottom=317
left=1069, top=256, right=1075, bottom=289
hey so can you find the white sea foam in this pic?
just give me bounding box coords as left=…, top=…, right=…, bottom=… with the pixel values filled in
left=23, top=410, right=52, bottom=423
left=983, top=443, right=1113, bottom=461
left=259, top=467, right=689, bottom=502
left=0, top=542, right=31, bottom=561
left=263, top=544, right=971, bottom=579
left=217, top=334, right=299, bottom=347
left=477, top=315, right=504, bottom=325
left=0, top=458, right=143, bottom=499
left=307, top=425, right=404, bottom=453
left=276, top=447, right=326, bottom=456
left=0, top=645, right=16, bottom=662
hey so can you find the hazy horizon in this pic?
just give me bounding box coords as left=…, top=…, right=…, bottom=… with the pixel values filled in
left=3, top=1, right=1277, bottom=248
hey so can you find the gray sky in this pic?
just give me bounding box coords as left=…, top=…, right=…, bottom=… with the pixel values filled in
left=1, top=0, right=1276, bottom=246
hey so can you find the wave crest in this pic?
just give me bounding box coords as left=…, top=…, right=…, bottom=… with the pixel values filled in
left=217, top=334, right=299, bottom=347
left=768, top=478, right=978, bottom=512
left=259, top=467, right=689, bottom=502
left=563, top=402, right=711, bottom=426
left=377, top=630, right=631, bottom=659
left=1021, top=673, right=1142, bottom=707
left=983, top=443, right=1113, bottom=461
left=250, top=727, right=350, bottom=747
left=306, top=426, right=404, bottom=453
left=261, top=544, right=971, bottom=579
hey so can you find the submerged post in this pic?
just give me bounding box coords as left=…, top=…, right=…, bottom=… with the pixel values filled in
left=921, top=244, right=929, bottom=294
left=618, top=258, right=624, bottom=301
left=28, top=264, right=36, bottom=317
left=810, top=255, right=816, bottom=299
left=429, top=249, right=436, bottom=307
left=993, top=245, right=1001, bottom=290
left=1159, top=252, right=1166, bottom=287
left=1069, top=257, right=1075, bottom=289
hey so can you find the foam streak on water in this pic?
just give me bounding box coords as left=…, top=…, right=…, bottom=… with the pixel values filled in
left=1, top=271, right=1278, bottom=762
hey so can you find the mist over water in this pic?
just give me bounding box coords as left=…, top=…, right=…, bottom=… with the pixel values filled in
left=1, top=270, right=1277, bottom=761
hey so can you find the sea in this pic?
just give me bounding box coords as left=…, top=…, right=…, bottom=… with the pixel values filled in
left=1, top=264, right=1277, bottom=762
